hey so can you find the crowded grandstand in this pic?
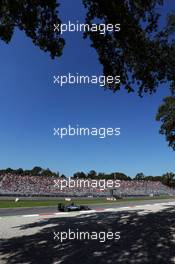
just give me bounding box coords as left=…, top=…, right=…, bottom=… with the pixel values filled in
left=0, top=174, right=174, bottom=197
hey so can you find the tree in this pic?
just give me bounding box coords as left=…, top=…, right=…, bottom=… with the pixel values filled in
left=167, top=13, right=175, bottom=35
left=31, top=166, right=43, bottom=175
left=134, top=172, right=145, bottom=180
left=73, top=172, right=87, bottom=179
left=162, top=172, right=175, bottom=188
left=111, top=172, right=129, bottom=180
left=0, top=0, right=65, bottom=58
left=60, top=174, right=66, bottom=178
left=156, top=96, right=175, bottom=150
left=83, top=0, right=175, bottom=95
left=42, top=168, right=53, bottom=177
left=16, top=168, right=24, bottom=175
left=87, top=170, right=97, bottom=178
left=82, top=1, right=175, bottom=149
left=1, top=0, right=175, bottom=149
left=5, top=168, right=14, bottom=174
left=1, top=0, right=174, bottom=95
left=155, top=13, right=175, bottom=150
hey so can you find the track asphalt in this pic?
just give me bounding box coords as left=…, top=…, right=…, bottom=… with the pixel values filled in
left=1, top=198, right=175, bottom=217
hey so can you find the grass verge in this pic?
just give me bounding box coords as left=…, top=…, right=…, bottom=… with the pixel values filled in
left=0, top=196, right=174, bottom=208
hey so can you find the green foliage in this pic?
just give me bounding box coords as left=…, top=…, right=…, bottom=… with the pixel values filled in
left=73, top=172, right=87, bottom=179
left=161, top=172, right=175, bottom=188
left=135, top=173, right=145, bottom=180
left=167, top=13, right=175, bottom=34
left=156, top=96, right=175, bottom=150
left=0, top=0, right=65, bottom=58
left=31, top=166, right=42, bottom=175
left=0, top=0, right=175, bottom=149
left=82, top=0, right=175, bottom=96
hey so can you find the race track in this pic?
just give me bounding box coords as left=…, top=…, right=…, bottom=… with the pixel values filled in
left=1, top=198, right=175, bottom=217
left=1, top=199, right=175, bottom=263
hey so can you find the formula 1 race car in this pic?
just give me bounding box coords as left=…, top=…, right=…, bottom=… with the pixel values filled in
left=57, top=203, right=91, bottom=212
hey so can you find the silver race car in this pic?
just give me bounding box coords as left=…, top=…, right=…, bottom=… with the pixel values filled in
left=58, top=202, right=91, bottom=212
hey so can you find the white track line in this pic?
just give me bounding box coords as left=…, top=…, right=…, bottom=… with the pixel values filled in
left=22, top=214, right=39, bottom=218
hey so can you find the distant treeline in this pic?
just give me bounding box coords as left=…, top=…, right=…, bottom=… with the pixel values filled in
left=0, top=167, right=175, bottom=188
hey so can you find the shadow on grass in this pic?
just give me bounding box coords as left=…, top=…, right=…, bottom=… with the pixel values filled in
left=0, top=206, right=175, bottom=264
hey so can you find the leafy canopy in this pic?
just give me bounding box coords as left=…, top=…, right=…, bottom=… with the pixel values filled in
left=0, top=0, right=65, bottom=58
left=0, top=0, right=175, bottom=149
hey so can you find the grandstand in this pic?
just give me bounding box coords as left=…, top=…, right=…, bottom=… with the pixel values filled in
left=0, top=174, right=174, bottom=197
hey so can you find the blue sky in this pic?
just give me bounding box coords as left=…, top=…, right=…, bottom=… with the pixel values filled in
left=0, top=0, right=174, bottom=177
